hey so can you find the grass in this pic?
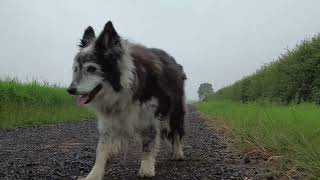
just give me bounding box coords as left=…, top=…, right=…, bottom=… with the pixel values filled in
left=0, top=78, right=94, bottom=129
left=197, top=100, right=320, bottom=178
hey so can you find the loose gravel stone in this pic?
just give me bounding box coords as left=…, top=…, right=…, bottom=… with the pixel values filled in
left=0, top=105, right=271, bottom=179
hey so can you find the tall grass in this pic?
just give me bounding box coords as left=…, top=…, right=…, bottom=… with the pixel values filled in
left=0, top=78, right=94, bottom=129
left=197, top=101, right=320, bottom=178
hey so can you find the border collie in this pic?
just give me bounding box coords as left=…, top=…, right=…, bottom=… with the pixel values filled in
left=67, top=21, right=186, bottom=180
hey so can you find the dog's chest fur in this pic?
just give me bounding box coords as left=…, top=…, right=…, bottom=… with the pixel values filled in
left=95, top=97, right=160, bottom=141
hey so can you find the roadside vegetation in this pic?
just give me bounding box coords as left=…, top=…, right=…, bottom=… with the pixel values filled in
left=0, top=78, right=94, bottom=129
left=212, top=34, right=320, bottom=104
left=197, top=34, right=320, bottom=178
left=197, top=101, right=320, bottom=178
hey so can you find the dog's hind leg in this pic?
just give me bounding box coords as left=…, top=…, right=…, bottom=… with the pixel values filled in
left=169, top=98, right=186, bottom=160
left=172, top=130, right=184, bottom=160
left=138, top=125, right=160, bottom=178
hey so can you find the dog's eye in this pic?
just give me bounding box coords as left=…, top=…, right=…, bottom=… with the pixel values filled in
left=73, top=67, right=78, bottom=72
left=87, top=66, right=97, bottom=73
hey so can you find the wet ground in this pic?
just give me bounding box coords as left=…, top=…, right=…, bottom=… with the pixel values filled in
left=0, top=106, right=271, bottom=180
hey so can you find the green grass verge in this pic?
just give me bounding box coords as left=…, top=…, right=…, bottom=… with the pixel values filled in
left=197, top=101, right=320, bottom=178
left=0, top=78, right=94, bottom=129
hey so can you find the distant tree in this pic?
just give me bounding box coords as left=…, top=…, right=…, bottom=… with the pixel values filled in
left=198, top=83, right=214, bottom=100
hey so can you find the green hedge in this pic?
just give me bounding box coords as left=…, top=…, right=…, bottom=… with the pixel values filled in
left=210, top=34, right=320, bottom=104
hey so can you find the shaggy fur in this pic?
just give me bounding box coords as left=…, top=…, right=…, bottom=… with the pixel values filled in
left=67, top=21, right=186, bottom=180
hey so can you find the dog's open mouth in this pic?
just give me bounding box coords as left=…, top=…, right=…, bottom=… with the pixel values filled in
left=77, top=84, right=102, bottom=106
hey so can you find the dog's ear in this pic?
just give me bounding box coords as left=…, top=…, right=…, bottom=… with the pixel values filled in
left=95, top=21, right=120, bottom=51
left=79, top=26, right=95, bottom=48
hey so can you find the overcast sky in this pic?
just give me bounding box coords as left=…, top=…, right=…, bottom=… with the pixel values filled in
left=1, top=0, right=320, bottom=100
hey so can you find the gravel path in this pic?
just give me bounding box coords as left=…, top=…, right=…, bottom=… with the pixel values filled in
left=0, top=105, right=270, bottom=180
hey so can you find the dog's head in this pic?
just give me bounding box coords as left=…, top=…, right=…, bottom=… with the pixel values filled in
left=67, top=21, right=130, bottom=106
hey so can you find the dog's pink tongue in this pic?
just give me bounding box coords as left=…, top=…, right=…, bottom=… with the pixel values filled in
left=77, top=95, right=89, bottom=106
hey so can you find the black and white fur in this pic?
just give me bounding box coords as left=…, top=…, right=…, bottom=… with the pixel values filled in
left=67, top=21, right=186, bottom=180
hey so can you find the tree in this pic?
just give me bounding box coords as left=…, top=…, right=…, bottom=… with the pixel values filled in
left=198, top=83, right=214, bottom=100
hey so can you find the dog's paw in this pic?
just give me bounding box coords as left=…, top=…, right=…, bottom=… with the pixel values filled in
left=172, top=152, right=185, bottom=161
left=77, top=175, right=102, bottom=180
left=138, top=162, right=155, bottom=178
left=138, top=168, right=155, bottom=178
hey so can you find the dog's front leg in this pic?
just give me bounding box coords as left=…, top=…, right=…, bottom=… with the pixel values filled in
left=79, top=136, right=121, bottom=180
left=138, top=126, right=160, bottom=177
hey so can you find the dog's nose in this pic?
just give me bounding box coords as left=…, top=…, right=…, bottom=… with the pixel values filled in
left=67, top=87, right=77, bottom=95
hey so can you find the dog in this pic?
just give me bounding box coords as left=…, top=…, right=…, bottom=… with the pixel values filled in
left=67, top=21, right=187, bottom=180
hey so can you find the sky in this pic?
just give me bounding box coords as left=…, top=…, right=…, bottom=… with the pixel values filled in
left=1, top=0, right=320, bottom=100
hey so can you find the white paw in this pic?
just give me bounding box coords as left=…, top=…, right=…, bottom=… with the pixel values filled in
left=138, top=167, right=155, bottom=177
left=138, top=160, right=155, bottom=177
left=77, top=174, right=103, bottom=180
left=172, top=151, right=185, bottom=160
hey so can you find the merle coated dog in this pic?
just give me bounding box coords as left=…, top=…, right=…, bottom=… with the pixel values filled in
left=67, top=21, right=186, bottom=180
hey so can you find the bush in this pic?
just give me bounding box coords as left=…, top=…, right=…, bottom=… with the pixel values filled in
left=209, top=34, right=320, bottom=104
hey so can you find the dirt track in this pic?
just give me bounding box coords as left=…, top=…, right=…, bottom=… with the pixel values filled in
left=0, top=105, right=271, bottom=180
